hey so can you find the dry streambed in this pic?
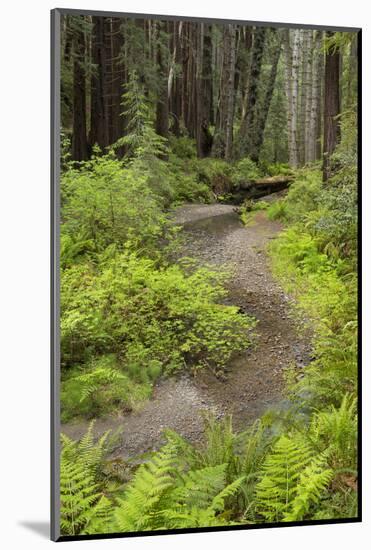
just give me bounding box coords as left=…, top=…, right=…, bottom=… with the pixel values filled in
left=62, top=204, right=311, bottom=458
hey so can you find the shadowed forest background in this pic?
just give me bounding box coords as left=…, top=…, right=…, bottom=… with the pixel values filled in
left=59, top=14, right=358, bottom=537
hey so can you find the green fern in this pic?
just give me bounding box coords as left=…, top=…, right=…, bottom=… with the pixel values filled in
left=114, top=444, right=177, bottom=532
left=158, top=464, right=244, bottom=529
left=60, top=423, right=113, bottom=536
left=283, top=454, right=333, bottom=521
left=255, top=436, right=313, bottom=521
left=309, top=393, right=357, bottom=469
left=255, top=435, right=332, bottom=522
left=113, top=433, right=246, bottom=532
left=73, top=367, right=128, bottom=403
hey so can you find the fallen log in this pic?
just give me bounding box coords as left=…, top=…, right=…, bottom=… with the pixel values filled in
left=254, top=175, right=294, bottom=186
left=237, top=175, right=294, bottom=198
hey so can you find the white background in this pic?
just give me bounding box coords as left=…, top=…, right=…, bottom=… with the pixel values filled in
left=0, top=0, right=369, bottom=548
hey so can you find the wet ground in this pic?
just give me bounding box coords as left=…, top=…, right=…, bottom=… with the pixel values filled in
left=62, top=203, right=311, bottom=458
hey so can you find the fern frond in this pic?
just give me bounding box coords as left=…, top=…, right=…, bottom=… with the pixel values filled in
left=255, top=435, right=313, bottom=522
left=283, top=454, right=333, bottom=521
left=310, top=393, right=357, bottom=469
left=60, top=424, right=113, bottom=535
left=210, top=476, right=245, bottom=512
left=170, top=464, right=227, bottom=509
left=114, top=444, right=177, bottom=532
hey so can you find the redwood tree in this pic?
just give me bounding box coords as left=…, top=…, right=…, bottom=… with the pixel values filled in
left=323, top=32, right=340, bottom=181
left=72, top=19, right=89, bottom=161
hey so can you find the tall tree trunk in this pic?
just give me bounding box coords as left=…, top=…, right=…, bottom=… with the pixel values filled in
left=316, top=41, right=324, bottom=161
left=72, top=21, right=88, bottom=161
left=225, top=24, right=237, bottom=160
left=250, top=29, right=281, bottom=162
left=168, top=21, right=183, bottom=136
left=155, top=23, right=169, bottom=140
left=239, top=28, right=253, bottom=121
left=90, top=17, right=108, bottom=149
left=181, top=22, right=190, bottom=135
left=238, top=27, right=266, bottom=158
left=212, top=24, right=237, bottom=159
left=195, top=24, right=213, bottom=157
left=282, top=29, right=293, bottom=164
left=307, top=30, right=322, bottom=163
left=303, top=30, right=313, bottom=164
left=290, top=29, right=300, bottom=168
left=299, top=30, right=313, bottom=165
left=110, top=18, right=125, bottom=148
left=323, top=32, right=340, bottom=181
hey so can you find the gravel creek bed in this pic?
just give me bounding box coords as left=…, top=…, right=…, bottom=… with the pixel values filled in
left=62, top=203, right=311, bottom=459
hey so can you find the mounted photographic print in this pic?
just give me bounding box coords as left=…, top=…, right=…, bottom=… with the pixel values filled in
left=51, top=8, right=361, bottom=541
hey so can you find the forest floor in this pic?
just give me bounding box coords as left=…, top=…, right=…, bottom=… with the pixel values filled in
left=62, top=202, right=312, bottom=458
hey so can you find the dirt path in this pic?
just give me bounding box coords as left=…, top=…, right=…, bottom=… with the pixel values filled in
left=62, top=204, right=310, bottom=458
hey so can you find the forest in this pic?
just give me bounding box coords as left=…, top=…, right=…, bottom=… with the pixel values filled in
left=58, top=13, right=358, bottom=536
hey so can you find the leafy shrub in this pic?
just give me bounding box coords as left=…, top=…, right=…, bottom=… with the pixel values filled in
left=269, top=225, right=357, bottom=406
left=61, top=355, right=151, bottom=422
left=194, top=158, right=234, bottom=195
left=61, top=153, right=168, bottom=255
left=61, top=250, right=255, bottom=378
left=169, top=172, right=212, bottom=204
left=266, top=199, right=288, bottom=221
left=231, top=157, right=262, bottom=187
left=264, top=162, right=294, bottom=177
left=267, top=168, right=322, bottom=223
left=239, top=199, right=270, bottom=226
left=169, top=136, right=197, bottom=159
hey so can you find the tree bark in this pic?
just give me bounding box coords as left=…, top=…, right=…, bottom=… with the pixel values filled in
left=238, top=27, right=266, bottom=158
left=250, top=29, right=281, bottom=162
left=282, top=29, right=293, bottom=164
left=238, top=28, right=253, bottom=122
left=109, top=18, right=125, bottom=148
left=290, top=29, right=300, bottom=168
left=225, top=25, right=237, bottom=160
left=90, top=17, right=109, bottom=149
left=307, top=30, right=322, bottom=163
left=168, top=21, right=183, bottom=136
left=212, top=24, right=237, bottom=159
left=155, top=22, right=169, bottom=140
left=303, top=30, right=313, bottom=163
left=323, top=32, right=340, bottom=181
left=298, top=30, right=313, bottom=165
left=72, top=20, right=89, bottom=161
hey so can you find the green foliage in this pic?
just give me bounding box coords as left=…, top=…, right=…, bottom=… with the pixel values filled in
left=231, top=157, right=262, bottom=187
left=264, top=162, right=293, bottom=177
left=61, top=152, right=168, bottom=255
left=309, top=394, right=357, bottom=470
left=239, top=199, right=269, bottom=226
left=266, top=199, right=287, bottom=221
left=195, top=158, right=234, bottom=195
left=267, top=168, right=322, bottom=223
left=114, top=70, right=169, bottom=161
left=61, top=355, right=151, bottom=422
left=270, top=225, right=357, bottom=406
left=113, top=417, right=258, bottom=532
left=264, top=110, right=358, bottom=522
left=169, top=136, right=197, bottom=159
left=313, top=109, right=358, bottom=259
left=61, top=250, right=255, bottom=418
left=255, top=435, right=332, bottom=522
left=61, top=251, right=254, bottom=369
left=60, top=424, right=114, bottom=535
